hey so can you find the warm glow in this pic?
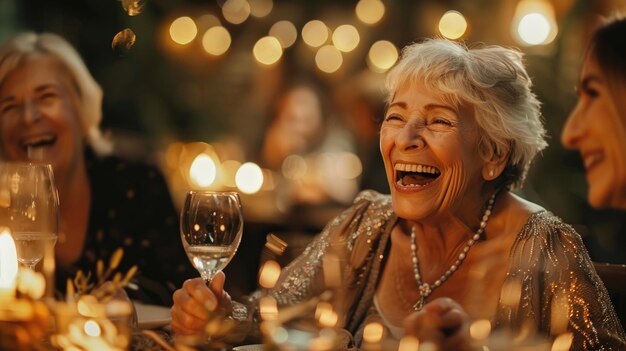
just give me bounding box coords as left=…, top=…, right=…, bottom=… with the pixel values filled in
left=222, top=0, right=251, bottom=25
left=235, top=162, right=264, bottom=194
left=197, top=14, right=221, bottom=29
left=249, top=0, right=273, bottom=17
left=469, top=319, right=491, bottom=340
left=220, top=160, right=242, bottom=188
left=258, top=260, right=281, bottom=289
left=302, top=20, right=329, bottom=48
left=355, top=0, right=385, bottom=25
left=518, top=13, right=550, bottom=44
left=335, top=152, right=362, bottom=179
left=169, top=16, right=198, bottom=45
left=368, top=40, right=398, bottom=72
left=315, top=45, right=343, bottom=73
left=253, top=36, right=283, bottom=65
left=77, top=295, right=104, bottom=318
left=202, top=26, right=232, bottom=56
left=316, top=303, right=338, bottom=328
left=363, top=322, right=384, bottom=343
left=0, top=229, right=18, bottom=295
left=398, top=336, right=419, bottom=351
left=438, top=10, right=468, bottom=39
left=259, top=296, right=278, bottom=321
left=281, top=155, right=307, bottom=180
left=512, top=0, right=558, bottom=46
left=332, top=25, right=360, bottom=52
left=84, top=320, right=101, bottom=337
left=269, top=20, right=297, bottom=48
left=189, top=154, right=217, bottom=188
left=16, top=268, right=45, bottom=299
left=551, top=333, right=574, bottom=351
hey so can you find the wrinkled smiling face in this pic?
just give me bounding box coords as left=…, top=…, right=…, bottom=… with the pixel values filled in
left=561, top=56, right=626, bottom=209
left=0, top=54, right=84, bottom=181
left=380, top=81, right=486, bottom=222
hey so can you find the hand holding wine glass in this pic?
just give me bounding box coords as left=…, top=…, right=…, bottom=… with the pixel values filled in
left=0, top=162, right=60, bottom=269
left=180, top=191, right=243, bottom=284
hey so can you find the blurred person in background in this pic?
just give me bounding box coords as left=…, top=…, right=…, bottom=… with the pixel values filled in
left=172, top=39, right=625, bottom=349
left=562, top=15, right=626, bottom=211
left=0, top=32, right=195, bottom=305
left=260, top=81, right=358, bottom=206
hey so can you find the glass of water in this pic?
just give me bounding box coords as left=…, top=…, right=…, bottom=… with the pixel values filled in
left=180, top=191, right=243, bottom=283
left=0, top=162, right=59, bottom=269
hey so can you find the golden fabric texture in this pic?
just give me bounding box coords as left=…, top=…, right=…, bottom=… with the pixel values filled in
left=263, top=190, right=626, bottom=350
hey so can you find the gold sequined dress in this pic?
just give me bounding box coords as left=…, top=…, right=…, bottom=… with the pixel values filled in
left=262, top=190, right=626, bottom=350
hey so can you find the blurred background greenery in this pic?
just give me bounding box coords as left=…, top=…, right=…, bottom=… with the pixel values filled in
left=1, top=0, right=625, bottom=268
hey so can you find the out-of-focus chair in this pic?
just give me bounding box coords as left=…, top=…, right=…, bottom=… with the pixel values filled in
left=594, top=262, right=626, bottom=327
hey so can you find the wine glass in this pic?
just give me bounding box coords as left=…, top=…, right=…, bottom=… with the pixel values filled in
left=180, top=191, right=243, bottom=283
left=0, top=162, right=59, bottom=269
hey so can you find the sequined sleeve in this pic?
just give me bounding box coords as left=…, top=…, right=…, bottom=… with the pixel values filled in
left=496, top=211, right=626, bottom=350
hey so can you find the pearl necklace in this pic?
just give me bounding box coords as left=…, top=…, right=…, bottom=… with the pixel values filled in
left=410, top=192, right=497, bottom=311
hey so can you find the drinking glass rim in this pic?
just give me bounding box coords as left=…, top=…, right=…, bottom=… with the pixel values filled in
left=186, top=190, right=240, bottom=197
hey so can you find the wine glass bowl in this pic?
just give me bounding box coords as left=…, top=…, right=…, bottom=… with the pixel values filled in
left=180, top=191, right=243, bottom=282
left=0, top=162, right=59, bottom=269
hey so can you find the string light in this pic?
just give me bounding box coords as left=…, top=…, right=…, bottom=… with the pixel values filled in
left=169, top=16, right=197, bottom=45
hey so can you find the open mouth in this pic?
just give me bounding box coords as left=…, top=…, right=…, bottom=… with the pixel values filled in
left=395, top=162, right=441, bottom=187
left=20, top=134, right=57, bottom=152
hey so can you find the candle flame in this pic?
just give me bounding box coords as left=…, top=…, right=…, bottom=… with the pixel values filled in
left=0, top=228, right=18, bottom=293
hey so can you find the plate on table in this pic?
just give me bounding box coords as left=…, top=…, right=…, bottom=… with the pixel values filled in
left=134, top=302, right=171, bottom=329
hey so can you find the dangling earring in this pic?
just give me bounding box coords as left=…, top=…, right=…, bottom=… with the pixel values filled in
left=488, top=169, right=494, bottom=178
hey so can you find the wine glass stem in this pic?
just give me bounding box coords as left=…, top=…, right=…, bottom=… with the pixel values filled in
left=201, top=271, right=215, bottom=286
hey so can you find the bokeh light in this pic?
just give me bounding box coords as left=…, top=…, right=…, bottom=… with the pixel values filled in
left=438, top=10, right=468, bottom=39
left=332, top=24, right=360, bottom=52
left=518, top=13, right=551, bottom=44
left=169, top=16, right=198, bottom=45
left=269, top=20, right=297, bottom=48
left=355, top=0, right=385, bottom=25
left=302, top=20, right=329, bottom=48
left=235, top=162, right=264, bottom=194
left=363, top=322, right=384, bottom=343
left=335, top=153, right=362, bottom=179
left=512, top=0, right=558, bottom=46
left=222, top=0, right=251, bottom=25
left=315, top=45, right=343, bottom=73
left=83, top=320, right=101, bottom=337
left=469, top=319, right=491, bottom=340
left=189, top=154, right=217, bottom=188
left=398, top=336, right=419, bottom=351
left=281, top=155, right=307, bottom=180
left=368, top=40, right=398, bottom=72
left=249, top=0, right=273, bottom=18
left=253, top=36, right=283, bottom=65
left=202, top=26, right=232, bottom=56
left=258, top=260, right=281, bottom=289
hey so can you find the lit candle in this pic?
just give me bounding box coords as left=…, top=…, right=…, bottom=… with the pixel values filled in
left=0, top=228, right=18, bottom=300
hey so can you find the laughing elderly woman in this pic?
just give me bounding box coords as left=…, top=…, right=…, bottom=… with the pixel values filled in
left=172, top=39, right=626, bottom=350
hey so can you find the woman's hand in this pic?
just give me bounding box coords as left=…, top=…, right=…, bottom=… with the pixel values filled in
left=403, top=297, right=473, bottom=351
left=171, top=271, right=233, bottom=335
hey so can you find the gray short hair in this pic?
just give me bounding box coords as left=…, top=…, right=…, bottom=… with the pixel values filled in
left=0, top=32, right=112, bottom=155
left=385, top=39, right=547, bottom=189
